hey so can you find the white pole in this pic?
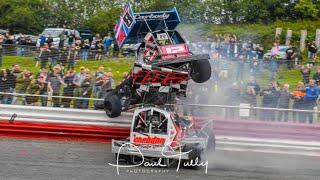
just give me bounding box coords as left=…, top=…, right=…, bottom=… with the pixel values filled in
left=300, top=30, right=307, bottom=52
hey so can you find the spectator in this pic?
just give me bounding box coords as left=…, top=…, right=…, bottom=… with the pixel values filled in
left=277, top=84, right=290, bottom=122
left=62, top=70, right=75, bottom=108
left=270, top=43, right=279, bottom=80
left=78, top=72, right=92, bottom=109
left=59, top=47, right=69, bottom=66
left=15, top=70, right=33, bottom=105
left=73, top=67, right=86, bottom=108
left=0, top=69, right=10, bottom=104
left=260, top=82, right=280, bottom=121
left=74, top=37, right=82, bottom=60
left=95, top=41, right=104, bottom=60
left=291, top=82, right=305, bottom=123
left=38, top=70, right=51, bottom=106
left=39, top=43, right=50, bottom=69
left=47, top=34, right=53, bottom=48
left=285, top=45, right=297, bottom=69
left=68, top=44, right=76, bottom=70
left=68, top=30, right=76, bottom=46
left=93, top=66, right=105, bottom=100
left=313, top=68, right=320, bottom=85
left=103, top=34, right=113, bottom=56
left=39, top=34, right=46, bottom=47
left=302, top=79, right=319, bottom=124
left=300, top=65, right=311, bottom=84
left=48, top=66, right=64, bottom=107
left=307, top=41, right=317, bottom=65
left=25, top=79, right=41, bottom=106
left=59, top=28, right=66, bottom=49
left=241, top=85, right=257, bottom=119
left=0, top=34, right=4, bottom=67
left=16, top=33, right=27, bottom=56
left=80, top=39, right=90, bottom=61
left=246, top=76, right=260, bottom=95
left=49, top=47, right=59, bottom=68
left=8, top=64, right=21, bottom=104
left=245, top=77, right=260, bottom=117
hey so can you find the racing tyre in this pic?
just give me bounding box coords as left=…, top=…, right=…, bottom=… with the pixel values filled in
left=190, top=59, right=211, bottom=83
left=104, top=94, right=122, bottom=118
left=183, top=145, right=204, bottom=170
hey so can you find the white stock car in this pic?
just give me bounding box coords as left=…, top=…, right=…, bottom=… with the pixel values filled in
left=111, top=107, right=215, bottom=168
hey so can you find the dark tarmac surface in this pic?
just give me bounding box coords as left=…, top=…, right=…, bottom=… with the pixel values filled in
left=0, top=138, right=319, bottom=180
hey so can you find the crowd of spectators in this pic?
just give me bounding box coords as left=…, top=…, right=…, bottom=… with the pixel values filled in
left=187, top=36, right=319, bottom=124
left=1, top=31, right=320, bottom=123
left=0, top=63, right=116, bottom=109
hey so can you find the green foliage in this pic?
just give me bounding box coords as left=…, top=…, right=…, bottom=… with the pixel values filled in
left=294, top=0, right=319, bottom=19
left=85, top=8, right=121, bottom=36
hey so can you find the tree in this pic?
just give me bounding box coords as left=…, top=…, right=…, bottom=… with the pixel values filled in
left=0, top=0, right=46, bottom=34
left=85, top=7, right=121, bottom=36
left=294, top=0, right=319, bottom=19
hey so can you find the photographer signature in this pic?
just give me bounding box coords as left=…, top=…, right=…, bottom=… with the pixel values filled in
left=108, top=142, right=208, bottom=175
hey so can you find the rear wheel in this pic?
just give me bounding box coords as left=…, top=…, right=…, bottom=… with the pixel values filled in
left=183, top=145, right=204, bottom=170
left=190, top=59, right=211, bottom=83
left=104, top=94, right=122, bottom=118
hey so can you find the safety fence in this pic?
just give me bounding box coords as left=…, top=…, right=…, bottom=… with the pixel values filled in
left=178, top=103, right=320, bottom=124
left=0, top=44, right=134, bottom=59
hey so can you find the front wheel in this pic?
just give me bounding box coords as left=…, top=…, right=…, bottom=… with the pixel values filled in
left=104, top=94, right=122, bottom=118
left=190, top=59, right=211, bottom=83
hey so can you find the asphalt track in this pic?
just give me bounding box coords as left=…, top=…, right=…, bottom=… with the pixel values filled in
left=0, top=138, right=319, bottom=180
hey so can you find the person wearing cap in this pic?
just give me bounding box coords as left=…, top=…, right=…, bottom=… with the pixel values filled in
left=15, top=70, right=33, bottom=105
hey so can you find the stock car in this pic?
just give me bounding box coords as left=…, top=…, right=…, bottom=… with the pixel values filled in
left=111, top=107, right=215, bottom=167
left=100, top=4, right=211, bottom=118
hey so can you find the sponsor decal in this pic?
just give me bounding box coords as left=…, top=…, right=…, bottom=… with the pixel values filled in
left=133, top=135, right=165, bottom=145
left=135, top=13, right=170, bottom=20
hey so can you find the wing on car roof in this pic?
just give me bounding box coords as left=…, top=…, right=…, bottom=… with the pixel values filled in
left=114, top=3, right=181, bottom=47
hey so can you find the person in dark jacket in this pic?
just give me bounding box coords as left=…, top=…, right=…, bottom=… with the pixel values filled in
left=260, top=82, right=280, bottom=121
left=62, top=70, right=75, bottom=108
left=285, top=45, right=297, bottom=69
left=0, top=69, right=10, bottom=104
left=80, top=39, right=90, bottom=61
left=302, top=79, right=319, bottom=123
left=277, top=84, right=291, bottom=122
left=78, top=73, right=92, bottom=109
left=300, top=65, right=311, bottom=85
